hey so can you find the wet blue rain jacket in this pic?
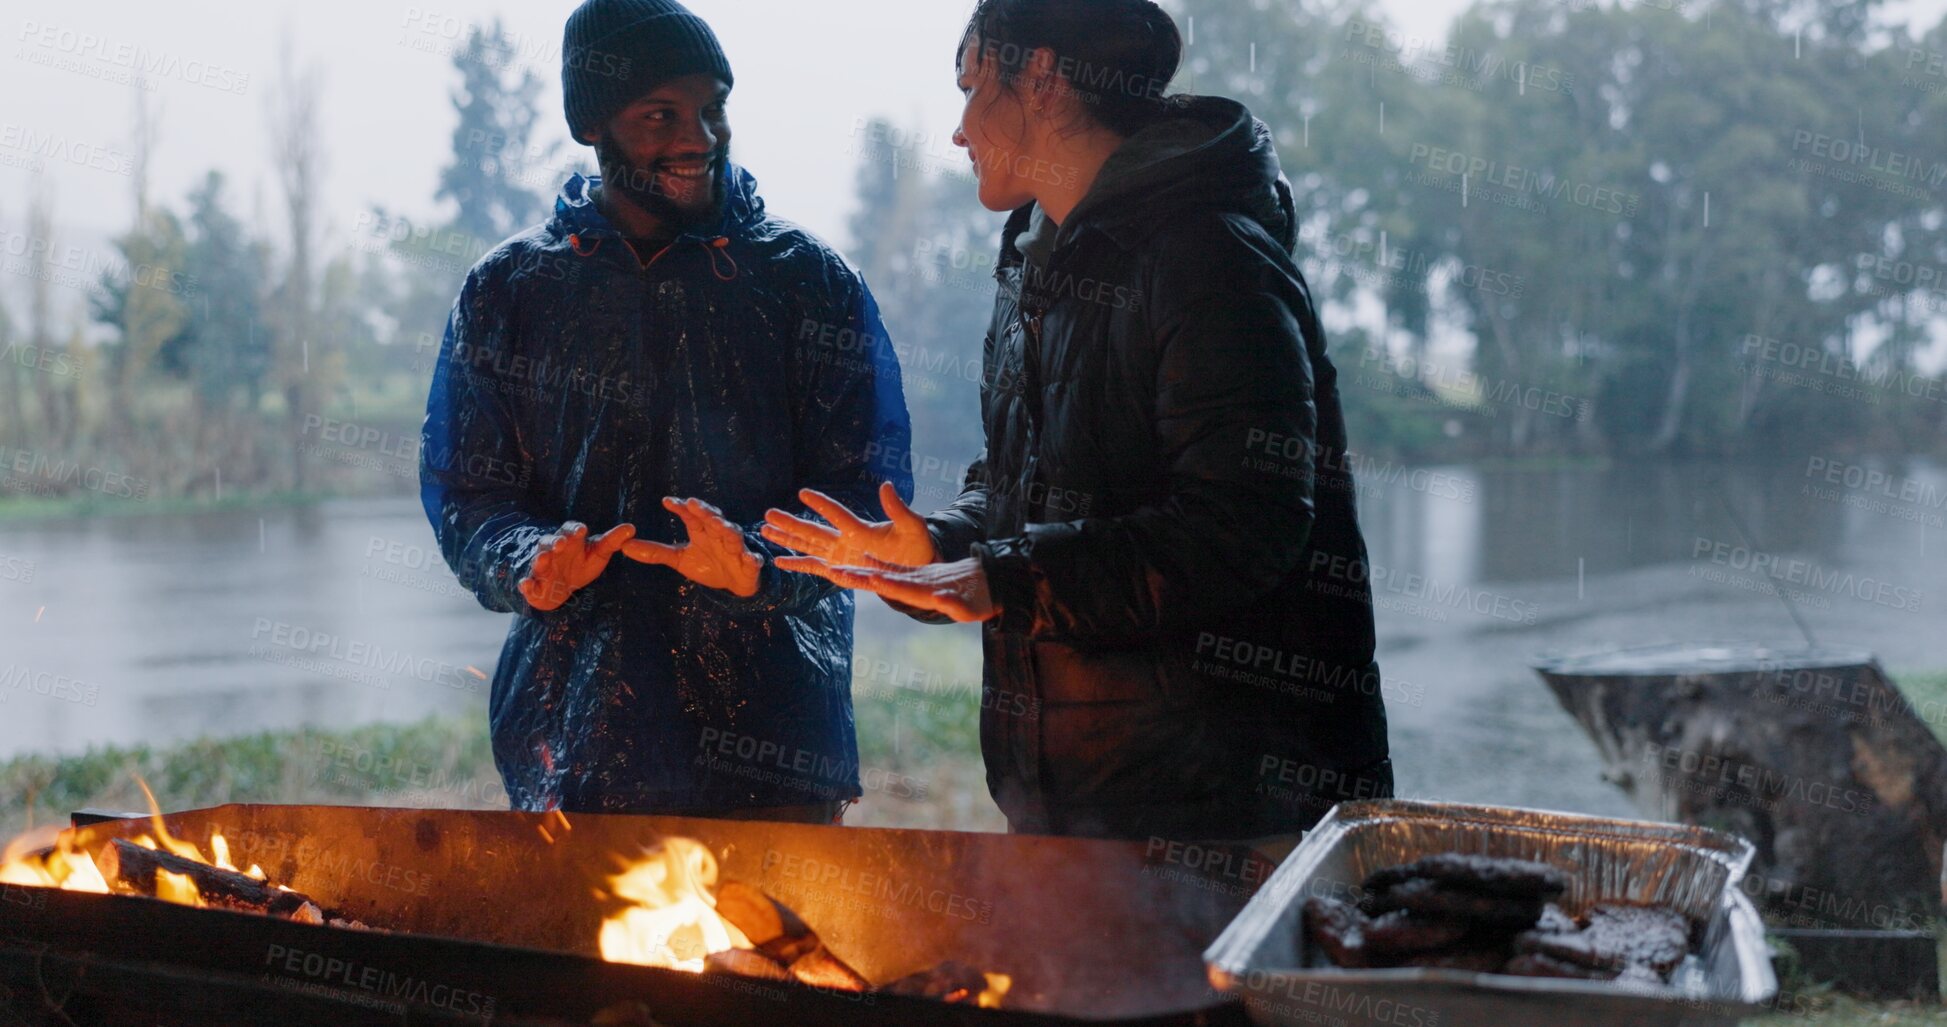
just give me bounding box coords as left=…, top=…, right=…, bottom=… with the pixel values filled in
left=421, top=168, right=912, bottom=814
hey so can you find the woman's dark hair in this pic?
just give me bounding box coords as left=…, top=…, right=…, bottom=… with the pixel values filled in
left=956, top=0, right=1183, bottom=137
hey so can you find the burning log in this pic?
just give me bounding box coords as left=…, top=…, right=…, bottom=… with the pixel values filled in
left=101, top=837, right=309, bottom=914
left=784, top=945, right=873, bottom=992
left=98, top=838, right=366, bottom=928
left=714, top=880, right=817, bottom=963
left=880, top=961, right=991, bottom=1001
left=702, top=948, right=794, bottom=981
left=708, top=880, right=869, bottom=989
left=600, top=837, right=1007, bottom=1006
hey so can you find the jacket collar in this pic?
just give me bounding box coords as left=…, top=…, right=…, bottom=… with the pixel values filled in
left=549, top=161, right=767, bottom=245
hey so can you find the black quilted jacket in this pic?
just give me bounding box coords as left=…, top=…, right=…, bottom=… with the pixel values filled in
left=924, top=95, right=1392, bottom=840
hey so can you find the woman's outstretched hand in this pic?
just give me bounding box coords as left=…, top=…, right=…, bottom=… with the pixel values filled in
left=623, top=497, right=763, bottom=597
left=760, top=482, right=937, bottom=569
left=773, top=555, right=997, bottom=623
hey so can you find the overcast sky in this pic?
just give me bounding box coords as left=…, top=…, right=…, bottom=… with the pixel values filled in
left=3, top=0, right=1944, bottom=273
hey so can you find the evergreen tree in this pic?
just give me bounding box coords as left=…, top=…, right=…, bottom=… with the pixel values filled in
left=437, top=21, right=552, bottom=244
left=170, top=171, right=271, bottom=413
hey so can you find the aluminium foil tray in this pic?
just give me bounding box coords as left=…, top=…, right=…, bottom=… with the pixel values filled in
left=1203, top=800, right=1778, bottom=1027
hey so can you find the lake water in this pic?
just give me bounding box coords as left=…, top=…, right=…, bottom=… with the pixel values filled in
left=4, top=458, right=1944, bottom=821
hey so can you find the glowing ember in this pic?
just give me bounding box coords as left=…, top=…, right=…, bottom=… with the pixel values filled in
left=598, top=837, right=752, bottom=972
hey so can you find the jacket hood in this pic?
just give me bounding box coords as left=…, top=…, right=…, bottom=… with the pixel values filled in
left=549, top=160, right=769, bottom=243
left=1005, top=95, right=1298, bottom=265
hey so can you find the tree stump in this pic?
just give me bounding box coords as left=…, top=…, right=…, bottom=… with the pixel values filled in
left=1535, top=643, right=1947, bottom=932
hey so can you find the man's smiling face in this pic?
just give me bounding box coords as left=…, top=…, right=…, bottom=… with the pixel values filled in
left=587, top=73, right=732, bottom=230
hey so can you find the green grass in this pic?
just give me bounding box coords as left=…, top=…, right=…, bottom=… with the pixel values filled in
left=0, top=488, right=342, bottom=525
left=849, top=628, right=1002, bottom=831
left=1757, top=994, right=1947, bottom=1026
left=1754, top=930, right=1947, bottom=1025
left=0, top=717, right=499, bottom=840
left=1895, top=670, right=1947, bottom=747
left=0, top=640, right=1000, bottom=843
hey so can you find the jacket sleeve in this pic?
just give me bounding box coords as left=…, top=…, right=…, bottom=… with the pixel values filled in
left=419, top=262, right=559, bottom=618
left=923, top=288, right=1006, bottom=561
left=973, top=221, right=1319, bottom=645
left=926, top=454, right=991, bottom=562
left=698, top=268, right=915, bottom=617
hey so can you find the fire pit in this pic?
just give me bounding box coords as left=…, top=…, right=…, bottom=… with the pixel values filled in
left=0, top=804, right=1258, bottom=1025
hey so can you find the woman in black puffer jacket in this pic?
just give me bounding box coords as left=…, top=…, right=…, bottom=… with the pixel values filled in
left=765, top=0, right=1392, bottom=842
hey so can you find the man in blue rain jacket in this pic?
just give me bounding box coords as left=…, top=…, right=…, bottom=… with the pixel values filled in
left=420, top=0, right=912, bottom=822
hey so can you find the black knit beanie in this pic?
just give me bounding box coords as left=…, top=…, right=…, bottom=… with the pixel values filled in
left=562, top=0, right=733, bottom=144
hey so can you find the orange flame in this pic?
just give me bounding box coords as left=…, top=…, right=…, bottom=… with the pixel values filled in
left=0, top=825, right=109, bottom=894
left=124, top=776, right=263, bottom=905
left=0, top=778, right=264, bottom=907
left=598, top=837, right=752, bottom=972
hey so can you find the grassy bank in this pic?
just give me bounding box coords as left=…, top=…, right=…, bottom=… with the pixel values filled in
left=0, top=633, right=996, bottom=840
left=1899, top=670, right=1947, bottom=746
left=0, top=716, right=499, bottom=839
left=0, top=488, right=350, bottom=525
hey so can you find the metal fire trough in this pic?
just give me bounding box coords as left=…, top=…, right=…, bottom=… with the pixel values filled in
left=0, top=804, right=1259, bottom=1026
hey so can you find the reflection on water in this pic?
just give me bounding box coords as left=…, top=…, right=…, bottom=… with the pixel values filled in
left=1355, top=458, right=1947, bottom=815
left=1361, top=458, right=1945, bottom=586
left=2, top=459, right=1943, bottom=818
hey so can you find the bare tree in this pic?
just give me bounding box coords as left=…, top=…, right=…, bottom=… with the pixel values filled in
left=130, top=88, right=162, bottom=224
left=266, top=28, right=326, bottom=491
left=25, top=178, right=66, bottom=448
left=0, top=201, right=17, bottom=445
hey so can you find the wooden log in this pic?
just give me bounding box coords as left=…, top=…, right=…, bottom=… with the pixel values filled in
left=878, top=960, right=990, bottom=1002
left=95, top=838, right=364, bottom=928
left=709, top=879, right=868, bottom=990
left=1536, top=644, right=1947, bottom=933
left=702, top=948, right=793, bottom=982
left=714, top=880, right=818, bottom=964
left=786, top=945, right=871, bottom=992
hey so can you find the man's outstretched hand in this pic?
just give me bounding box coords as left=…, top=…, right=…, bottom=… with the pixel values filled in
left=623, top=497, right=763, bottom=598
left=519, top=522, right=637, bottom=612
left=760, top=482, right=936, bottom=569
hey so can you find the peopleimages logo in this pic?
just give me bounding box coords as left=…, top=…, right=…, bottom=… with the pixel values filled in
left=1689, top=536, right=1924, bottom=612
left=1406, top=143, right=1639, bottom=216
left=264, top=944, right=494, bottom=1020
left=1306, top=552, right=1540, bottom=624
left=0, top=123, right=134, bottom=176
left=15, top=21, right=251, bottom=94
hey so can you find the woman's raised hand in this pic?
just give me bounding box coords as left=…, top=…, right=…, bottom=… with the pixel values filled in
left=760, top=481, right=937, bottom=570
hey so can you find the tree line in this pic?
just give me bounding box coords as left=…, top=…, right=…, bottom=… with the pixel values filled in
left=1, top=0, right=1942, bottom=511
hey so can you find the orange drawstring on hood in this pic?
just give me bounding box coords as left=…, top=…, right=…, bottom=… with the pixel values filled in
left=705, top=237, right=738, bottom=281
left=567, top=232, right=738, bottom=281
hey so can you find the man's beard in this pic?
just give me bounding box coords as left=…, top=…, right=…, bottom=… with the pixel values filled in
left=595, top=135, right=729, bottom=235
